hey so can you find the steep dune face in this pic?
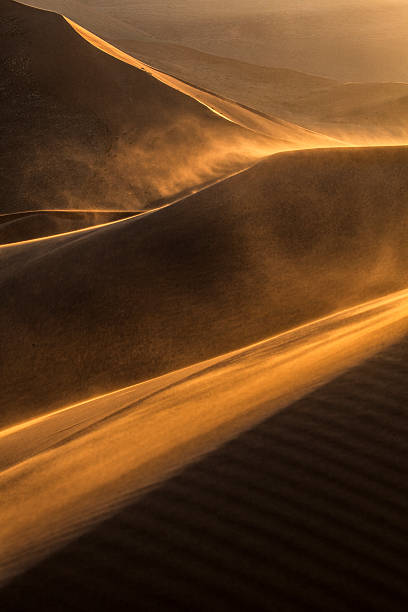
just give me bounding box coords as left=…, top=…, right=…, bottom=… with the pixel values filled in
left=0, top=1, right=277, bottom=215
left=13, top=1, right=406, bottom=158
left=68, top=18, right=337, bottom=149
left=2, top=145, right=408, bottom=426
left=107, top=37, right=338, bottom=127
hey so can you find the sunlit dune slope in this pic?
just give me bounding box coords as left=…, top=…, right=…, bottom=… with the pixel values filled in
left=3, top=325, right=408, bottom=610
left=1, top=289, right=408, bottom=584
left=2, top=145, right=408, bottom=426
left=17, top=0, right=156, bottom=41
left=0, top=210, right=138, bottom=244
left=112, top=38, right=337, bottom=102
left=1, top=1, right=278, bottom=215
left=111, top=39, right=408, bottom=146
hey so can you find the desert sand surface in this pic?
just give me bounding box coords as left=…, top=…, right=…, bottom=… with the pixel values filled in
left=21, top=0, right=408, bottom=82
left=16, top=0, right=155, bottom=40
left=108, top=39, right=408, bottom=144
left=2, top=0, right=294, bottom=216
left=68, top=12, right=408, bottom=145
left=17, top=1, right=408, bottom=147
left=2, top=328, right=408, bottom=611
left=66, top=18, right=338, bottom=148
left=3, top=144, right=408, bottom=425
left=1, top=289, right=408, bottom=586
left=2, top=1, right=408, bottom=609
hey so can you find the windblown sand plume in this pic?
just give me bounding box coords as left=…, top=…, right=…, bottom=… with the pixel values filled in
left=2, top=1, right=408, bottom=610
left=2, top=144, right=408, bottom=425
left=0, top=1, right=271, bottom=216
left=0, top=0, right=337, bottom=222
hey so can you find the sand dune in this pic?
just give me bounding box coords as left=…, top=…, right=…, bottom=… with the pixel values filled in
left=111, top=37, right=338, bottom=114
left=2, top=144, right=408, bottom=426
left=3, top=1, right=408, bottom=606
left=112, top=38, right=337, bottom=98
left=109, top=39, right=408, bottom=146
left=1, top=1, right=282, bottom=215
left=1, top=288, right=408, bottom=585
left=3, top=324, right=408, bottom=610
left=66, top=18, right=339, bottom=148
left=165, top=3, right=408, bottom=84
left=21, top=0, right=408, bottom=83
left=17, top=0, right=156, bottom=41
left=286, top=83, right=408, bottom=144
left=13, top=1, right=406, bottom=159
left=3, top=0, right=339, bottom=220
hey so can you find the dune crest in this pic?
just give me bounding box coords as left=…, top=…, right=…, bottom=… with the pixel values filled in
left=66, top=18, right=341, bottom=149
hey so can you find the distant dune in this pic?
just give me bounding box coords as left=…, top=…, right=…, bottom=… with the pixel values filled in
left=110, top=37, right=336, bottom=93
left=2, top=144, right=408, bottom=426
left=110, top=39, right=408, bottom=146
left=21, top=0, right=408, bottom=83
left=15, top=0, right=156, bottom=40
left=285, top=82, right=408, bottom=144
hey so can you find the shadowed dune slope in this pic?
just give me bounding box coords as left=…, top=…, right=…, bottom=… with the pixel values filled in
left=0, top=0, right=273, bottom=214
left=2, top=145, right=408, bottom=425
left=2, top=332, right=408, bottom=611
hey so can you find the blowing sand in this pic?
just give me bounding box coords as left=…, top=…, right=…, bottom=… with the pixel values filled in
left=2, top=144, right=408, bottom=425
left=2, top=1, right=408, bottom=608
left=1, top=288, right=408, bottom=585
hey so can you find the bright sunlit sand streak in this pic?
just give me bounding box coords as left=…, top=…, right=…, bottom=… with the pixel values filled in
left=0, top=209, right=142, bottom=217
left=0, top=213, right=139, bottom=249
left=1, top=288, right=408, bottom=583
